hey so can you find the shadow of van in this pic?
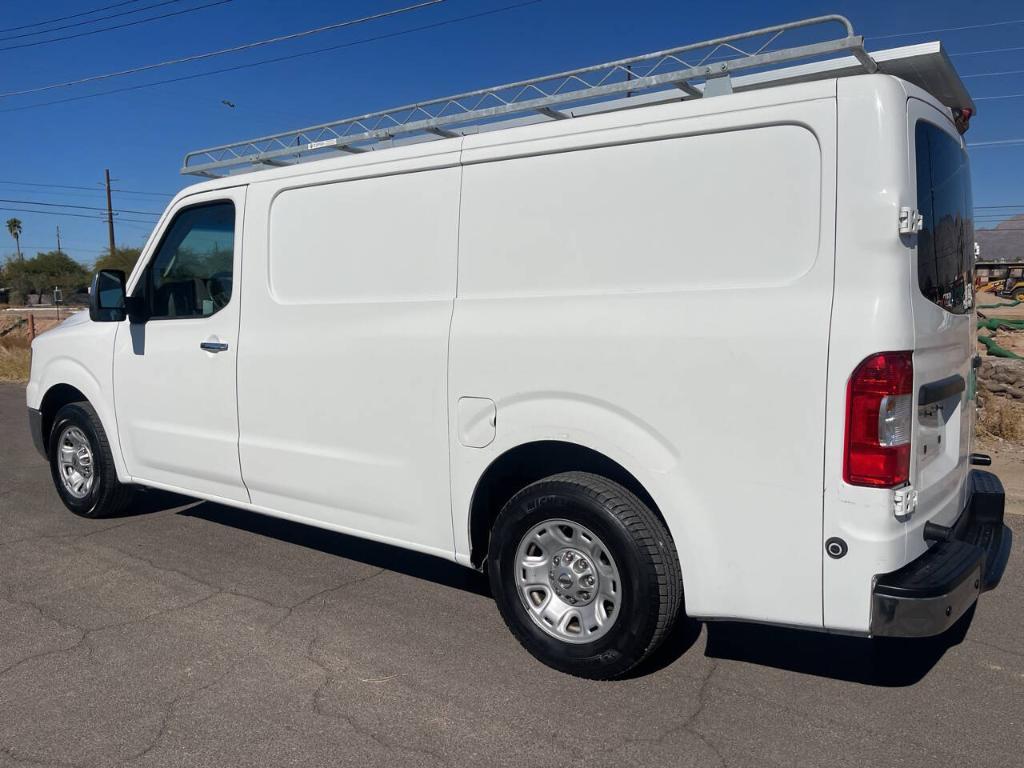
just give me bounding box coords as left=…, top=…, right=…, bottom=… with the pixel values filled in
left=171, top=498, right=966, bottom=685
left=178, top=501, right=491, bottom=597
left=699, top=610, right=973, bottom=687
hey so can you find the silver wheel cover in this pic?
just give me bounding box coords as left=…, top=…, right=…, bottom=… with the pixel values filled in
left=56, top=426, right=96, bottom=500
left=514, top=518, right=622, bottom=644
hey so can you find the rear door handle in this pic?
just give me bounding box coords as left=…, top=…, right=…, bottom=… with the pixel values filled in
left=918, top=374, right=965, bottom=406
left=200, top=341, right=229, bottom=352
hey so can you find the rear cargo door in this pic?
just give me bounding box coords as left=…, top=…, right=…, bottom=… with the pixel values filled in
left=909, top=99, right=975, bottom=526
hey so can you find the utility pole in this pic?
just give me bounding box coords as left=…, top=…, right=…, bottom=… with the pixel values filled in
left=104, top=168, right=116, bottom=258
left=55, top=225, right=62, bottom=253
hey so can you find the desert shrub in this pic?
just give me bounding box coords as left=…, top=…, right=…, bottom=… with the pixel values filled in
left=977, top=395, right=1024, bottom=442
left=0, top=338, right=30, bottom=382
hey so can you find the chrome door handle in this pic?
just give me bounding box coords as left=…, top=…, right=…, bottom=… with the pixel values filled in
left=200, top=341, right=229, bottom=352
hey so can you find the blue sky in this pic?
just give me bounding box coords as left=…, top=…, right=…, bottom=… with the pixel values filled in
left=1, top=0, right=1022, bottom=264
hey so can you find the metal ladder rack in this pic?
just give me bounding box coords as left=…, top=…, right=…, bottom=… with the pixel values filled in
left=182, top=14, right=876, bottom=178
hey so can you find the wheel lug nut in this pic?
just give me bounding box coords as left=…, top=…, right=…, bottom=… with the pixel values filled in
left=579, top=591, right=590, bottom=601
left=563, top=552, right=574, bottom=563
left=573, top=559, right=587, bottom=573
left=552, top=555, right=560, bottom=566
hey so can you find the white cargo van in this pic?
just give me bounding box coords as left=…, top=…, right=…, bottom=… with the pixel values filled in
left=27, top=16, right=1011, bottom=678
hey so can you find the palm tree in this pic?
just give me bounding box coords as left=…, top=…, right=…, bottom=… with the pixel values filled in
left=6, top=218, right=22, bottom=261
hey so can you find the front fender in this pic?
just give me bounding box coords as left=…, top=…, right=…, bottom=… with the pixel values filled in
left=29, top=325, right=129, bottom=483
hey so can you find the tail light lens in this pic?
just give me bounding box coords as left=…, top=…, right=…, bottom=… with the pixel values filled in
left=844, top=351, right=913, bottom=488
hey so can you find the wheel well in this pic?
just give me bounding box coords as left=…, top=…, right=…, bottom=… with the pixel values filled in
left=468, top=440, right=665, bottom=569
left=38, top=384, right=87, bottom=454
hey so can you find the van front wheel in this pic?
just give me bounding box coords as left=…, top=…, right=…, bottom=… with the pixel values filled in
left=49, top=402, right=134, bottom=518
left=487, top=472, right=682, bottom=679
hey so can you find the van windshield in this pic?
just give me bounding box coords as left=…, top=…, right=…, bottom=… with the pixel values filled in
left=915, top=120, right=974, bottom=314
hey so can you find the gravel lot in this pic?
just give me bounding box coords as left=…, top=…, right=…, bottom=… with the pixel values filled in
left=1, top=382, right=1022, bottom=767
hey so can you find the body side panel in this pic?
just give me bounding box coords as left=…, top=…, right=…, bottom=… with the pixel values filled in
left=451, top=89, right=839, bottom=626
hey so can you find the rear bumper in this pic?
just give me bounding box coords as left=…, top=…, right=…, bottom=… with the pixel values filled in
left=27, top=407, right=46, bottom=459
left=870, top=470, right=1012, bottom=638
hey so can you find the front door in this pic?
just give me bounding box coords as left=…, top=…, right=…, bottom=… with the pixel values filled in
left=113, top=187, right=249, bottom=503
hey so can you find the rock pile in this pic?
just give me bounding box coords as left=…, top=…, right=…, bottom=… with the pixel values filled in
left=978, top=357, right=1024, bottom=404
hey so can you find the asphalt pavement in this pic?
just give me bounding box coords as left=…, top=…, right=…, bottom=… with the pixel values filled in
left=1, top=382, right=1022, bottom=767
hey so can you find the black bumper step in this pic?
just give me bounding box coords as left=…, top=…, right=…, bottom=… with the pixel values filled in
left=870, top=470, right=1012, bottom=638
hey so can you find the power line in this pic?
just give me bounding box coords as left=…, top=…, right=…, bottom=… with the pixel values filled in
left=112, top=188, right=175, bottom=197
left=0, top=0, right=185, bottom=43
left=974, top=93, right=1024, bottom=102
left=0, top=0, right=233, bottom=53
left=0, top=1, right=143, bottom=34
left=0, top=197, right=161, bottom=216
left=0, top=206, right=110, bottom=220
left=0, top=0, right=442, bottom=97
left=0, top=0, right=542, bottom=113
left=0, top=180, right=174, bottom=196
left=0, top=185, right=141, bottom=203
left=969, top=138, right=1024, bottom=148
left=20, top=243, right=109, bottom=252
left=963, top=69, right=1024, bottom=79
left=869, top=17, right=1024, bottom=41
left=951, top=45, right=1024, bottom=57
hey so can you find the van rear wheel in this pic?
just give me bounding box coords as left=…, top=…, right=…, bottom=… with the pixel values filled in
left=49, top=402, right=134, bottom=518
left=488, top=472, right=682, bottom=679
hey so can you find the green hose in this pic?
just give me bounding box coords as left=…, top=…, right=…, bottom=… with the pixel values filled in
left=978, top=334, right=1023, bottom=358
left=978, top=317, right=1024, bottom=331
left=979, top=300, right=1023, bottom=308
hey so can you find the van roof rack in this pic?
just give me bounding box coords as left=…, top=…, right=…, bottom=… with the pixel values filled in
left=181, top=14, right=971, bottom=178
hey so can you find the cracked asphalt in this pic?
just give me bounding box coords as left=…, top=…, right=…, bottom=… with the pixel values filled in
left=1, top=382, right=1022, bottom=768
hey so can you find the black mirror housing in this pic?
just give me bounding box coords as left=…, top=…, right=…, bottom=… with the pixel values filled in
left=89, top=270, right=127, bottom=322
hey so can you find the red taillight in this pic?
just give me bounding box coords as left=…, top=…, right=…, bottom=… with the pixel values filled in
left=844, top=352, right=913, bottom=488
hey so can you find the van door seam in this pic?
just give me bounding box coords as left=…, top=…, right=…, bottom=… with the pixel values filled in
left=820, top=87, right=839, bottom=628
left=233, top=186, right=253, bottom=503
left=444, top=139, right=465, bottom=557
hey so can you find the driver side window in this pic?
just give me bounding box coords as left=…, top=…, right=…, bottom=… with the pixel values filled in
left=141, top=201, right=235, bottom=320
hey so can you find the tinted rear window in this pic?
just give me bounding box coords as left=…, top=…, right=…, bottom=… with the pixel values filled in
left=915, top=121, right=974, bottom=314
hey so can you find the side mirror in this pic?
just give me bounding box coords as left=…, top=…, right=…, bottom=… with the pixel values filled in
left=89, top=270, right=127, bottom=322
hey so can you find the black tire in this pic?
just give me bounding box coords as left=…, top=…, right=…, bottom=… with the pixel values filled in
left=48, top=401, right=134, bottom=518
left=488, top=471, right=682, bottom=679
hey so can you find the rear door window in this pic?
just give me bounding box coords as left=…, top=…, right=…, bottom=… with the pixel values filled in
left=915, top=121, right=974, bottom=314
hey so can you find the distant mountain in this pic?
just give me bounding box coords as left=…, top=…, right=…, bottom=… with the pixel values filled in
left=977, top=214, right=1024, bottom=262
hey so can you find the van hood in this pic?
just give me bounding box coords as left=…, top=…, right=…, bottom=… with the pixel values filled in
left=57, top=310, right=90, bottom=329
